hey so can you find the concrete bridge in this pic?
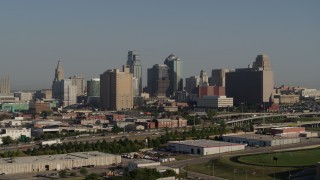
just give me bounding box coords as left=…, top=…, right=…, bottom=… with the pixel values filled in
left=222, top=112, right=320, bottom=127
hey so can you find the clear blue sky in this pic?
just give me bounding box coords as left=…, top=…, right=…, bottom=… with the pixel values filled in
left=0, top=0, right=319, bottom=90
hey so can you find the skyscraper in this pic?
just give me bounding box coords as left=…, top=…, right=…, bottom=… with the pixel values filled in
left=164, top=54, right=183, bottom=96
left=0, top=76, right=10, bottom=94
left=54, top=60, right=64, bottom=82
left=199, top=70, right=209, bottom=86
left=185, top=76, right=200, bottom=94
left=226, top=54, right=274, bottom=104
left=51, top=60, right=77, bottom=106
left=210, top=68, right=229, bottom=87
left=147, top=64, right=170, bottom=97
left=100, top=66, right=133, bottom=110
left=69, top=75, right=86, bottom=96
left=52, top=79, right=77, bottom=106
left=87, top=78, right=100, bottom=97
left=126, top=50, right=142, bottom=96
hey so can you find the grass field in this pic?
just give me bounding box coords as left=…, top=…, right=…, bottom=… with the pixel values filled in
left=187, top=148, right=320, bottom=180
left=238, top=148, right=320, bottom=167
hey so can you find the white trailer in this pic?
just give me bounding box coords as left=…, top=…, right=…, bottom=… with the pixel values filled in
left=41, top=139, right=61, bottom=146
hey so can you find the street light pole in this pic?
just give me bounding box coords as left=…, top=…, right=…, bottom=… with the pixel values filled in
left=193, top=105, right=196, bottom=126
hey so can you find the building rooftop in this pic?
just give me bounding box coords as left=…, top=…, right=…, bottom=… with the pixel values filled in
left=168, top=139, right=243, bottom=148
left=224, top=134, right=298, bottom=140
left=271, top=127, right=304, bottom=130
left=0, top=151, right=116, bottom=165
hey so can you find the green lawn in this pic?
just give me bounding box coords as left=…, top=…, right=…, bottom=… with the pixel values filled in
left=188, top=157, right=299, bottom=180
left=187, top=149, right=320, bottom=180
left=238, top=148, right=320, bottom=167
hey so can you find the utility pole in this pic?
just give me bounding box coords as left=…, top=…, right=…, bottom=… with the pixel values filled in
left=193, top=105, right=196, bottom=126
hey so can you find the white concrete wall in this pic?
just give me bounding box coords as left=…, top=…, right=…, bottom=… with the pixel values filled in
left=203, top=145, right=245, bottom=155
left=0, top=154, right=121, bottom=174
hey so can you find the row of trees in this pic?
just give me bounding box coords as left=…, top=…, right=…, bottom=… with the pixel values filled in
left=0, top=124, right=227, bottom=158
left=25, top=138, right=147, bottom=156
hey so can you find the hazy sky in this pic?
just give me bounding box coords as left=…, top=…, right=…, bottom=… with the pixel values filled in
left=0, top=1, right=319, bottom=91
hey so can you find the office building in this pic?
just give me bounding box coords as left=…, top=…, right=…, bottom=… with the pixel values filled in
left=100, top=66, right=133, bottom=110
left=34, top=89, right=52, bottom=100
left=185, top=70, right=209, bottom=94
left=53, top=60, right=64, bottom=82
left=52, top=79, right=77, bottom=107
left=164, top=54, right=183, bottom=96
left=0, top=76, right=10, bottom=94
left=147, top=64, right=170, bottom=97
left=199, top=70, right=209, bottom=86
left=210, top=69, right=229, bottom=87
left=185, top=76, right=201, bottom=94
left=199, top=86, right=225, bottom=98
left=87, top=78, right=100, bottom=97
left=197, top=96, right=233, bottom=108
left=126, top=50, right=142, bottom=96
left=226, top=54, right=274, bottom=104
left=69, top=75, right=86, bottom=96
left=13, top=92, right=33, bottom=101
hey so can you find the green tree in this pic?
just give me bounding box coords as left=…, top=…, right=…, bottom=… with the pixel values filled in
left=59, top=170, right=67, bottom=178
left=85, top=173, right=101, bottom=180
left=2, top=136, right=14, bottom=145
left=162, top=169, right=176, bottom=177
left=80, top=167, right=88, bottom=175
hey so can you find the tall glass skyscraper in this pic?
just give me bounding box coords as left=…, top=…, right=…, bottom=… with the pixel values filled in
left=126, top=50, right=142, bottom=96
left=147, top=64, right=170, bottom=97
left=164, top=54, right=183, bottom=96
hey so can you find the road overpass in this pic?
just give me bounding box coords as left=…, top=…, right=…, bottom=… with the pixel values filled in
left=224, top=112, right=320, bottom=127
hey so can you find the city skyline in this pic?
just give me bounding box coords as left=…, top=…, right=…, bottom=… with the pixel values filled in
left=0, top=1, right=319, bottom=90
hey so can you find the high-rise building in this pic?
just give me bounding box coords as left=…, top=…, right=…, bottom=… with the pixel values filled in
left=51, top=61, right=77, bottom=106
left=87, top=78, right=100, bottom=97
left=186, top=70, right=209, bottom=94
left=226, top=54, right=274, bottom=104
left=100, top=66, right=133, bottom=110
left=126, top=50, right=142, bottom=96
left=185, top=76, right=201, bottom=94
left=0, top=76, right=10, bottom=94
left=34, top=89, right=52, bottom=100
left=69, top=75, right=86, bottom=96
left=147, top=64, right=170, bottom=98
left=199, top=70, right=209, bottom=86
left=52, top=79, right=77, bottom=106
left=54, top=60, right=64, bottom=82
left=210, top=68, right=229, bottom=87
left=164, top=54, right=183, bottom=96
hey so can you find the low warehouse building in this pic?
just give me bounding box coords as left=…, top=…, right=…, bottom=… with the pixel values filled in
left=223, top=134, right=300, bottom=147
left=167, top=139, right=245, bottom=155
left=0, top=151, right=121, bottom=175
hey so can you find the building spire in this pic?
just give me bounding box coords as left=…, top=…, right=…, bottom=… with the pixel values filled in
left=54, top=58, right=64, bottom=81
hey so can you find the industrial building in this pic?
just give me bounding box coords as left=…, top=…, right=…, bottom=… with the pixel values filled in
left=223, top=134, right=301, bottom=147
left=0, top=128, right=31, bottom=144
left=128, top=159, right=179, bottom=174
left=167, top=139, right=245, bottom=155
left=0, top=151, right=121, bottom=175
